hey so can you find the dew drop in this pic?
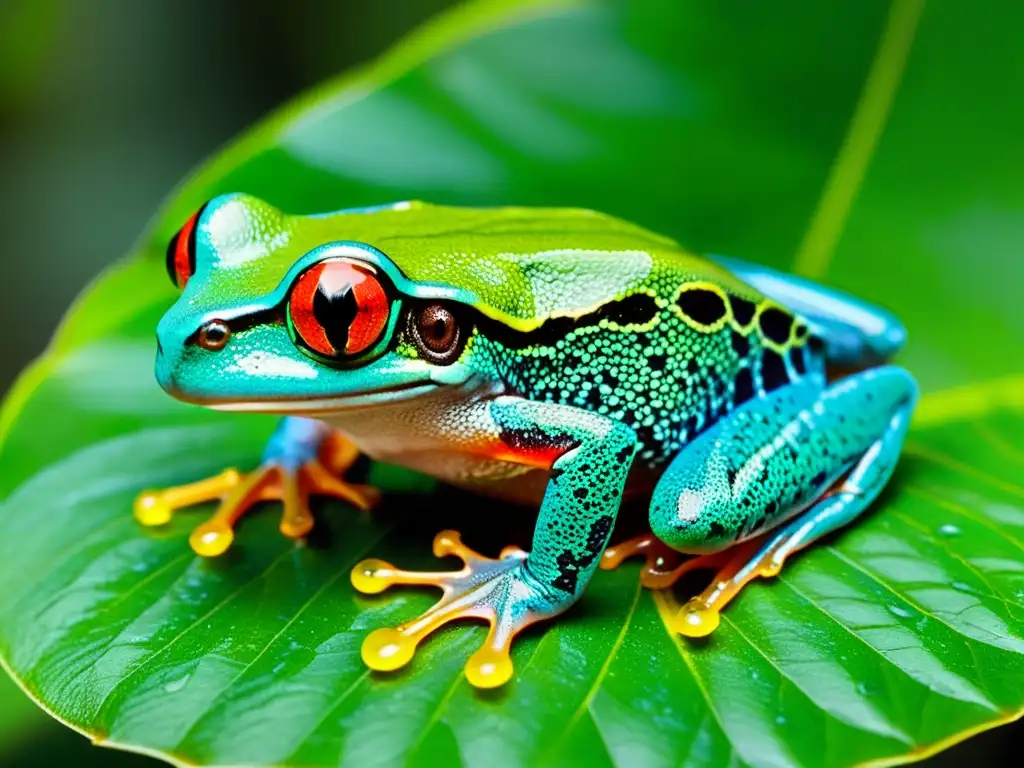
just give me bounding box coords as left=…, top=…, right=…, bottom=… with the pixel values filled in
left=888, top=605, right=912, bottom=619
left=775, top=715, right=787, bottom=726
left=938, top=524, right=961, bottom=537
left=952, top=581, right=974, bottom=594
left=164, top=675, right=190, bottom=693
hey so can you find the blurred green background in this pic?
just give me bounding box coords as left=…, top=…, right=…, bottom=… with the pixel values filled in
left=0, top=0, right=1017, bottom=765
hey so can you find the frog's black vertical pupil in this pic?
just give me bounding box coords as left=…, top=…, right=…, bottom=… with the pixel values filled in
left=312, top=279, right=359, bottom=353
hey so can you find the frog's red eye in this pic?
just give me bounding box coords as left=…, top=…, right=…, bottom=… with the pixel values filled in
left=165, top=204, right=206, bottom=289
left=288, top=259, right=390, bottom=358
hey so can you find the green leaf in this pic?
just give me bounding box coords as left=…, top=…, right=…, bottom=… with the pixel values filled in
left=1, top=0, right=1023, bottom=766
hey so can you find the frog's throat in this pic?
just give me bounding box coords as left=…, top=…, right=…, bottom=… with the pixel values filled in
left=205, top=381, right=441, bottom=415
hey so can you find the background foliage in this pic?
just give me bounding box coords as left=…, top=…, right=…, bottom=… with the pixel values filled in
left=0, top=0, right=1021, bottom=765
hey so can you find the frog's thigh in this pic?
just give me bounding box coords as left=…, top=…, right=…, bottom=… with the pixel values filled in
left=712, top=255, right=906, bottom=366
left=662, top=366, right=917, bottom=637
left=650, top=366, right=918, bottom=555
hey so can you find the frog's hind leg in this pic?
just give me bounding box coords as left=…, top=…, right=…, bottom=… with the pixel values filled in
left=711, top=255, right=906, bottom=366
left=649, top=366, right=917, bottom=637
left=134, top=417, right=379, bottom=556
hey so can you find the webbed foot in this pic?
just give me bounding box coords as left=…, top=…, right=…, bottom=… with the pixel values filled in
left=600, top=533, right=763, bottom=637
left=135, top=420, right=379, bottom=556
left=352, top=530, right=558, bottom=689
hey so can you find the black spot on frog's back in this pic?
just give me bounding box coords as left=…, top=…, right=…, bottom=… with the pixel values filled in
left=758, top=307, right=794, bottom=345
left=728, top=296, right=757, bottom=327
left=678, top=288, right=727, bottom=326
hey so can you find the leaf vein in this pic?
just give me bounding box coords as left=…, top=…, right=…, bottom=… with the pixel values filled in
left=792, top=0, right=924, bottom=278
left=826, top=546, right=1004, bottom=711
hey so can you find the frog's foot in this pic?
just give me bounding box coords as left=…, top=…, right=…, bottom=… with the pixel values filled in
left=134, top=424, right=379, bottom=557
left=352, top=530, right=558, bottom=689
left=601, top=533, right=774, bottom=636
left=600, top=534, right=737, bottom=589
left=671, top=537, right=772, bottom=638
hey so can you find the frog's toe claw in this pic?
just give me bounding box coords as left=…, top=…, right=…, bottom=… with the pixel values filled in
left=353, top=530, right=548, bottom=689
left=133, top=430, right=378, bottom=557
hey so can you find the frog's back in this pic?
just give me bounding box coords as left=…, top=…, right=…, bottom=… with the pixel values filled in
left=313, top=202, right=822, bottom=466
left=305, top=202, right=820, bottom=468
left=271, top=200, right=762, bottom=329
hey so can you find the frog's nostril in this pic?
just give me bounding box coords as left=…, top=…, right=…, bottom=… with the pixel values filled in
left=198, top=320, right=231, bottom=352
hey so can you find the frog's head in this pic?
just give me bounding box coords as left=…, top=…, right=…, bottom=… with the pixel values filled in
left=155, top=194, right=479, bottom=414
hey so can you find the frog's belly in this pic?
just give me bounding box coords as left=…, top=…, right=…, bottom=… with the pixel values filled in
left=376, top=448, right=550, bottom=506
left=318, top=392, right=550, bottom=507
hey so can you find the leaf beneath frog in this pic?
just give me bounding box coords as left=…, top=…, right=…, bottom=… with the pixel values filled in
left=1, top=0, right=1023, bottom=767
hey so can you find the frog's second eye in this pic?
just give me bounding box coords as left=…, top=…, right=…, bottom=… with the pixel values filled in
left=288, top=259, right=390, bottom=358
left=165, top=204, right=206, bottom=290
left=408, top=303, right=468, bottom=365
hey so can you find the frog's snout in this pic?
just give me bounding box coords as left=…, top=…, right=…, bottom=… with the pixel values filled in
left=153, top=314, right=233, bottom=400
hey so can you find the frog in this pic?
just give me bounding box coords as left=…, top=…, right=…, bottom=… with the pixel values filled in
left=137, top=193, right=917, bottom=689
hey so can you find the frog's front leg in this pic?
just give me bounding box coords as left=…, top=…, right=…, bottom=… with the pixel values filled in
left=351, top=396, right=637, bottom=689
left=649, top=366, right=917, bottom=636
left=134, top=417, right=380, bottom=556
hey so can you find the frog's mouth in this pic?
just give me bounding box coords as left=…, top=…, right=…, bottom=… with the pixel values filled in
left=206, top=380, right=441, bottom=414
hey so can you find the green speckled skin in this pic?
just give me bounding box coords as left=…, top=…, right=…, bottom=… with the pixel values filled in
left=154, top=193, right=917, bottom=674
